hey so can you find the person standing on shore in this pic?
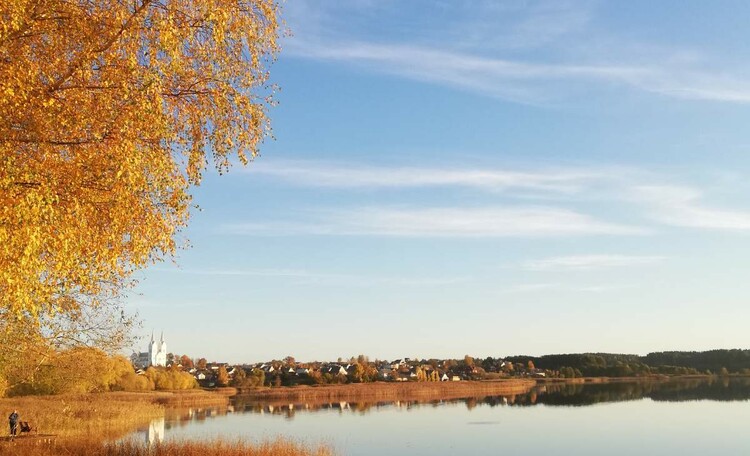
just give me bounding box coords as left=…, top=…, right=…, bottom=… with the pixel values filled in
left=8, top=410, right=18, bottom=438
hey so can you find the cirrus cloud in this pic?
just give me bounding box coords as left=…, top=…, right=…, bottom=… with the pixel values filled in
left=523, top=254, right=666, bottom=271
left=221, top=206, right=649, bottom=238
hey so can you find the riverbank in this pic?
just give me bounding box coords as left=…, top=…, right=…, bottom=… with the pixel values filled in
left=0, top=389, right=229, bottom=439
left=135, top=388, right=234, bottom=407
left=237, top=379, right=535, bottom=403
left=0, top=389, right=334, bottom=455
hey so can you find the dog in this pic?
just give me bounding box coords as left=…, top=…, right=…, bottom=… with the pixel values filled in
left=19, top=422, right=32, bottom=434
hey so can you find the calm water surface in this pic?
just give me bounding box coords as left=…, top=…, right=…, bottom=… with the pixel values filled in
left=133, top=378, right=750, bottom=455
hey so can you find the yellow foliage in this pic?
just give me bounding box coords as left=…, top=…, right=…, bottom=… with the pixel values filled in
left=143, top=366, right=197, bottom=390
left=2, top=344, right=197, bottom=396
left=0, top=0, right=280, bottom=319
left=6, top=346, right=115, bottom=395
left=0, top=316, right=55, bottom=392
left=114, top=371, right=154, bottom=391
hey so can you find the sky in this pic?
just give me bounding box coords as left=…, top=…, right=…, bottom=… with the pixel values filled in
left=127, top=0, right=750, bottom=364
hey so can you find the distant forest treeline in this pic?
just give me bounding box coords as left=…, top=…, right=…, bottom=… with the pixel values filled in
left=506, top=350, right=750, bottom=377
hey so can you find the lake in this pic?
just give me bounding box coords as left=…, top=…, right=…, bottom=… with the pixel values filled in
left=132, top=378, right=750, bottom=455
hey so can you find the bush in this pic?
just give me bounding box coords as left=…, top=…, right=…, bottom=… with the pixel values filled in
left=142, top=367, right=198, bottom=390
left=112, top=372, right=153, bottom=391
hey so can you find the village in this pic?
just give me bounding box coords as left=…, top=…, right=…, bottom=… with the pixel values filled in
left=158, top=357, right=547, bottom=388
left=129, top=334, right=547, bottom=388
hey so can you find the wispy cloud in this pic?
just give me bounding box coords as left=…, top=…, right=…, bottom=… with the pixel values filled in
left=287, top=40, right=750, bottom=104
left=282, top=0, right=750, bottom=104
left=635, top=185, right=750, bottom=231
left=221, top=206, right=648, bottom=238
left=248, top=160, right=603, bottom=193
left=157, top=267, right=468, bottom=287
left=243, top=160, right=750, bottom=236
left=504, top=282, right=630, bottom=293
left=502, top=1, right=593, bottom=49
left=287, top=40, right=646, bottom=104
left=523, top=254, right=666, bottom=271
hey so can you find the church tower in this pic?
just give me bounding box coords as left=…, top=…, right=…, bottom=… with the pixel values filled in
left=155, top=332, right=167, bottom=366
left=148, top=331, right=168, bottom=367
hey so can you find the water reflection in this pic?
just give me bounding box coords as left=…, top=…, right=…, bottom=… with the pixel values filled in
left=529, top=376, right=750, bottom=406
left=147, top=417, right=165, bottom=445
left=154, top=377, right=750, bottom=428
left=130, top=378, right=750, bottom=456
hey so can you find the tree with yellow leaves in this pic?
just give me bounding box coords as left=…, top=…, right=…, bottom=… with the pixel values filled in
left=0, top=0, right=280, bottom=324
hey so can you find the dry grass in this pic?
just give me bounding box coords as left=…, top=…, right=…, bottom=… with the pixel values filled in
left=130, top=389, right=231, bottom=407
left=0, top=394, right=163, bottom=439
left=240, top=380, right=535, bottom=403
left=0, top=390, right=331, bottom=455
left=2, top=437, right=333, bottom=456
left=0, top=390, right=228, bottom=439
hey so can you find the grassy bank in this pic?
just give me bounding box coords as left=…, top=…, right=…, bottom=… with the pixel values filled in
left=3, top=437, right=333, bottom=456
left=238, top=380, right=535, bottom=403
left=129, top=389, right=233, bottom=407
left=0, top=393, right=163, bottom=439
left=0, top=390, right=229, bottom=439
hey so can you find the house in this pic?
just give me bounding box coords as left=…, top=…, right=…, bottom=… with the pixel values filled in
left=441, top=373, right=449, bottom=381
left=321, top=365, right=347, bottom=376
left=389, top=358, right=411, bottom=369
left=296, top=368, right=310, bottom=376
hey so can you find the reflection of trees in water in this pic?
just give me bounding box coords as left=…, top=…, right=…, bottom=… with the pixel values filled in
left=648, top=377, right=750, bottom=402
left=523, top=382, right=659, bottom=406
left=218, top=378, right=750, bottom=419
left=518, top=377, right=750, bottom=407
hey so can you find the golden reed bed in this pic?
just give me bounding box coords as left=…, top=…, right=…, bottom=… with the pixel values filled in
left=3, top=437, right=333, bottom=456
left=0, top=391, right=331, bottom=455
left=0, top=390, right=228, bottom=439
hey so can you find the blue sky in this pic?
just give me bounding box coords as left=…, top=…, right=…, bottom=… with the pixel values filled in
left=127, top=1, right=750, bottom=364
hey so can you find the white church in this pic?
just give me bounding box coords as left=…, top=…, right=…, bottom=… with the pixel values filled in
left=131, top=332, right=168, bottom=368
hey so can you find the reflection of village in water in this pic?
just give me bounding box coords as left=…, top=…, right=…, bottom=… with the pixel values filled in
left=137, top=376, right=750, bottom=439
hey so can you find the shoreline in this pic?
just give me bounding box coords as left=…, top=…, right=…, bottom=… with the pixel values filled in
left=236, top=379, right=536, bottom=403
left=534, top=373, right=741, bottom=384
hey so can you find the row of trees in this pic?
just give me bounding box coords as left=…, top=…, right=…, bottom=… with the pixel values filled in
left=183, top=350, right=750, bottom=392
left=1, top=346, right=196, bottom=396
left=503, top=350, right=750, bottom=377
